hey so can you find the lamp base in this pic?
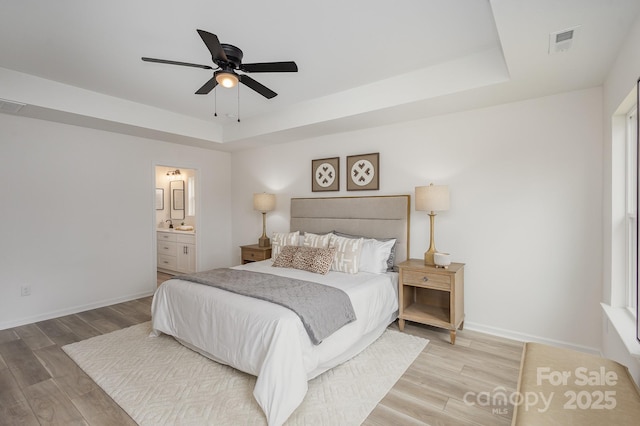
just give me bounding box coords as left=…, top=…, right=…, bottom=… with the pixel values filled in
left=258, top=236, right=271, bottom=247
left=424, top=212, right=437, bottom=266
left=424, top=249, right=436, bottom=266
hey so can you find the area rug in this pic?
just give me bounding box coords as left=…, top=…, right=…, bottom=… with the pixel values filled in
left=63, top=322, right=427, bottom=425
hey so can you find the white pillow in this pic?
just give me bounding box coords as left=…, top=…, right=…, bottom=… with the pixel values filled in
left=271, top=231, right=299, bottom=258
left=329, top=234, right=364, bottom=274
left=359, top=238, right=396, bottom=274
left=303, top=232, right=331, bottom=248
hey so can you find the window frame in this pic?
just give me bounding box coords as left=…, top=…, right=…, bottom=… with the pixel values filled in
left=636, top=78, right=640, bottom=343
left=626, top=103, right=637, bottom=317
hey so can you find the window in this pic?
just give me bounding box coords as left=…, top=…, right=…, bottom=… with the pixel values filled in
left=187, top=175, right=196, bottom=217
left=626, top=102, right=637, bottom=318
left=603, top=84, right=640, bottom=353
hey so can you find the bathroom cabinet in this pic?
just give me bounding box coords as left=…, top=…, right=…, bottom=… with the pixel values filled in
left=157, top=230, right=196, bottom=274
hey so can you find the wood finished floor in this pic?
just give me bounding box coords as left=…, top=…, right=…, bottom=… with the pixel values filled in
left=0, top=273, right=523, bottom=425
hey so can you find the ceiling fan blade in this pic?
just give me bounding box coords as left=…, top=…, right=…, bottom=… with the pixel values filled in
left=195, top=76, right=218, bottom=95
left=239, top=75, right=277, bottom=99
left=241, top=61, right=298, bottom=73
left=141, top=57, right=212, bottom=70
left=197, top=29, right=228, bottom=62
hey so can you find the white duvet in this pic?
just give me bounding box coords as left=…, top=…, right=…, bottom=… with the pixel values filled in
left=150, top=260, right=398, bottom=426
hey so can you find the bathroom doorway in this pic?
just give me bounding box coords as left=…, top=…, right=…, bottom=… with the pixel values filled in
left=155, top=165, right=197, bottom=276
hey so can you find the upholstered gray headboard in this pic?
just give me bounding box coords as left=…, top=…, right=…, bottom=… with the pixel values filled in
left=290, top=195, right=411, bottom=265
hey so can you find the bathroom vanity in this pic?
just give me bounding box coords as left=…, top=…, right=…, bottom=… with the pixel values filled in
left=157, top=229, right=196, bottom=274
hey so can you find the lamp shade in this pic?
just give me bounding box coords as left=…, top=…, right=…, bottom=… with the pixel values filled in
left=415, top=184, right=450, bottom=212
left=253, top=193, right=276, bottom=212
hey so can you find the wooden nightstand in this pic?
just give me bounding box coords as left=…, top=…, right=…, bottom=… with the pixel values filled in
left=240, top=244, right=272, bottom=264
left=397, top=259, right=465, bottom=344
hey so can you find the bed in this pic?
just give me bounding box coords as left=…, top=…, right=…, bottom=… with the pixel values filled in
left=151, top=195, right=410, bottom=425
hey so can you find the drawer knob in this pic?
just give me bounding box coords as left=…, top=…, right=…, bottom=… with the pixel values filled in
left=422, top=276, right=429, bottom=282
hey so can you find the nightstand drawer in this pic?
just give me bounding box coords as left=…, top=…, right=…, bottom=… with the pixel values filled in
left=243, top=248, right=268, bottom=262
left=402, top=270, right=451, bottom=291
left=240, top=244, right=272, bottom=264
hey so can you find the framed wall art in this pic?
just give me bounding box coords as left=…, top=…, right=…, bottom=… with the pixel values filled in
left=312, top=157, right=340, bottom=192
left=347, top=152, right=379, bottom=191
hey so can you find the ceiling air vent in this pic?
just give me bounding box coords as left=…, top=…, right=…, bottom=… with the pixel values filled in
left=0, top=98, right=26, bottom=113
left=549, top=26, right=580, bottom=54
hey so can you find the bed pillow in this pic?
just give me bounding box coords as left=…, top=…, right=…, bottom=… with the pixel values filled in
left=333, top=231, right=397, bottom=271
left=329, top=234, right=364, bottom=274
left=271, top=231, right=299, bottom=258
left=359, top=238, right=397, bottom=274
left=292, top=246, right=336, bottom=275
left=272, top=245, right=298, bottom=268
left=303, top=232, right=331, bottom=248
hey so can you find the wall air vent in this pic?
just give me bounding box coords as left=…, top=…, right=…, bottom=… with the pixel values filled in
left=0, top=98, right=26, bottom=113
left=549, top=26, right=580, bottom=54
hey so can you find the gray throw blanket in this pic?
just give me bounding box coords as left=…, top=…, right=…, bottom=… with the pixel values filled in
left=174, top=268, right=356, bottom=345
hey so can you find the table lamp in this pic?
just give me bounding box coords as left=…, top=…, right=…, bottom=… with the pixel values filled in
left=415, top=183, right=450, bottom=266
left=253, top=193, right=276, bottom=247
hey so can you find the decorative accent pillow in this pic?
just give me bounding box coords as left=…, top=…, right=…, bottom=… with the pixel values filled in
left=303, top=232, right=331, bottom=248
left=333, top=231, right=397, bottom=271
left=272, top=245, right=298, bottom=268
left=271, top=231, right=299, bottom=258
left=329, top=235, right=364, bottom=274
left=359, top=238, right=397, bottom=274
left=292, top=246, right=336, bottom=275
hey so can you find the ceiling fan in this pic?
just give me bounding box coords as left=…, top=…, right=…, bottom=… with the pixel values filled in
left=142, top=30, right=298, bottom=99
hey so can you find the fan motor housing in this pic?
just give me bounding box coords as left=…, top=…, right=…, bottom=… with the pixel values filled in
left=220, top=44, right=243, bottom=69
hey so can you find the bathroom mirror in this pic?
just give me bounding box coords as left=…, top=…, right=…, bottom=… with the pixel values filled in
left=170, top=180, right=185, bottom=220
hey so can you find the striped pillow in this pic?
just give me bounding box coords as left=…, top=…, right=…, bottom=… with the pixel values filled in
left=329, top=235, right=364, bottom=274
left=271, top=231, right=299, bottom=258
left=303, top=232, right=331, bottom=248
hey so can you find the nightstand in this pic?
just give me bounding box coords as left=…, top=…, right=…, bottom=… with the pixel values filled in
left=240, top=244, right=272, bottom=264
left=397, top=259, right=465, bottom=344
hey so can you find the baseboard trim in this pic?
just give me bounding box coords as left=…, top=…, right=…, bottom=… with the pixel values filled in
left=0, top=290, right=156, bottom=331
left=464, top=321, right=601, bottom=355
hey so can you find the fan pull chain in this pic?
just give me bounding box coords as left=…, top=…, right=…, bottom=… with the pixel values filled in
left=237, top=84, right=241, bottom=123
left=213, top=89, right=217, bottom=117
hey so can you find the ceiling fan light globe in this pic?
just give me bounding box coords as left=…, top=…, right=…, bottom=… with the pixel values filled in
left=216, top=72, right=238, bottom=88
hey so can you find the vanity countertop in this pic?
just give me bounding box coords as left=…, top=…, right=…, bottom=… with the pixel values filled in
left=157, top=228, right=195, bottom=235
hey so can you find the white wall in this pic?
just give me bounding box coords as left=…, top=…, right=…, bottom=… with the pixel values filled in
left=231, top=87, right=603, bottom=352
left=602, top=12, right=640, bottom=380
left=0, top=113, right=232, bottom=329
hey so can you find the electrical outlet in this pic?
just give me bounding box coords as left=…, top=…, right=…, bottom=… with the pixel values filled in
left=20, top=284, right=31, bottom=297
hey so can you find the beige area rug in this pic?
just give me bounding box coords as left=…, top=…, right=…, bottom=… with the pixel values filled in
left=63, top=322, right=427, bottom=425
